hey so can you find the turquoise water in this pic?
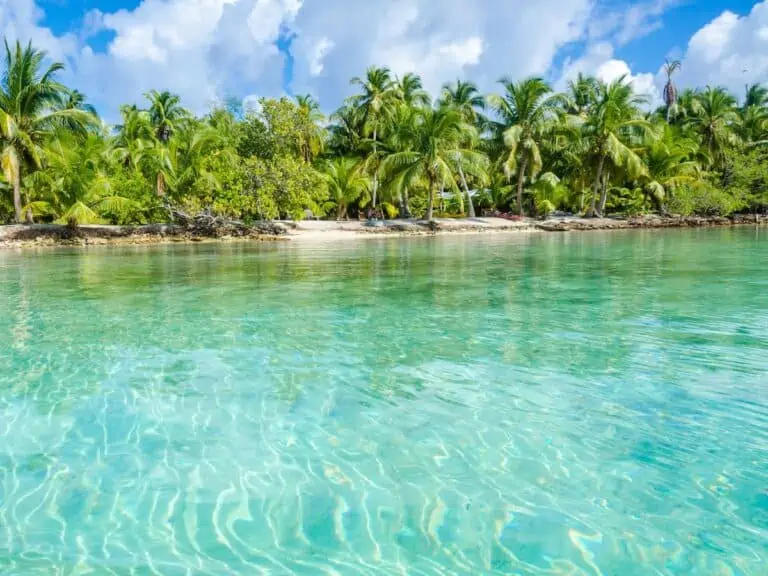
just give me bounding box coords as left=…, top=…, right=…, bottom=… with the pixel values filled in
left=0, top=229, right=766, bottom=575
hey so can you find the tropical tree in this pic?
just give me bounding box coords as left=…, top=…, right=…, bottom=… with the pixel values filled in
left=0, top=41, right=96, bottom=222
left=488, top=77, right=559, bottom=215
left=348, top=66, right=398, bottom=211
left=686, top=86, right=740, bottom=168
left=380, top=106, right=482, bottom=220
left=396, top=73, right=430, bottom=107
left=328, top=103, right=363, bottom=157
left=172, top=122, right=235, bottom=197
left=582, top=76, right=651, bottom=217
left=112, top=104, right=152, bottom=169
left=27, top=131, right=137, bottom=224
left=294, top=94, right=326, bottom=162
left=565, top=73, right=599, bottom=117
left=440, top=80, right=485, bottom=123
left=63, top=89, right=97, bottom=116
left=145, top=90, right=189, bottom=143
left=743, top=83, right=768, bottom=109
left=322, top=157, right=370, bottom=219
left=379, top=104, right=417, bottom=217
left=639, top=123, right=702, bottom=213
left=739, top=83, right=768, bottom=143
left=438, top=80, right=489, bottom=217
left=662, top=59, right=681, bottom=122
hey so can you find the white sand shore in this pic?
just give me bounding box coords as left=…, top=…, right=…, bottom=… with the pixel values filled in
left=283, top=217, right=534, bottom=241
left=1, top=215, right=762, bottom=248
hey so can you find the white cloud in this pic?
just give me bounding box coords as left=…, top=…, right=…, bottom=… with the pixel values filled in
left=1, top=0, right=766, bottom=121
left=597, top=59, right=660, bottom=106
left=674, top=1, right=768, bottom=99
left=289, top=0, right=592, bottom=104
left=615, top=0, right=681, bottom=45
left=0, top=0, right=593, bottom=117
left=588, top=0, right=681, bottom=46
left=0, top=0, right=77, bottom=60
left=308, top=36, right=333, bottom=76
left=558, top=42, right=661, bottom=108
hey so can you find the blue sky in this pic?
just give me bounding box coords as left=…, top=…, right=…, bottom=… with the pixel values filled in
left=5, top=0, right=768, bottom=118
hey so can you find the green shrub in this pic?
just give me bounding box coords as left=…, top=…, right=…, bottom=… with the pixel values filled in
left=668, top=183, right=744, bottom=216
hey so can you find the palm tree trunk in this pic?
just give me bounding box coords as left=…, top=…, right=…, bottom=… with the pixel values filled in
left=371, top=129, right=378, bottom=215
left=12, top=170, right=23, bottom=223
left=598, top=172, right=609, bottom=215
left=587, top=155, right=605, bottom=217
left=400, top=187, right=411, bottom=219
left=426, top=178, right=436, bottom=221
left=156, top=172, right=165, bottom=197
left=459, top=166, right=475, bottom=218
left=440, top=178, right=445, bottom=214
left=515, top=157, right=528, bottom=216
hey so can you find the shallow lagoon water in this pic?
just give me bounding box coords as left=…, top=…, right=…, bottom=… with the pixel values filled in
left=0, top=228, right=766, bottom=575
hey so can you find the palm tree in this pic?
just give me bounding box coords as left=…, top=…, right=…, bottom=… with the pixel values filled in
left=328, top=103, right=365, bottom=157
left=380, top=106, right=482, bottom=220
left=488, top=77, right=559, bottom=215
left=112, top=105, right=153, bottom=170
left=743, top=83, right=768, bottom=109
left=322, top=157, right=370, bottom=219
left=439, top=79, right=486, bottom=125
left=0, top=40, right=94, bottom=222
left=439, top=82, right=488, bottom=217
left=582, top=76, right=651, bottom=217
left=145, top=90, right=189, bottom=143
left=63, top=89, right=97, bottom=116
left=686, top=86, right=740, bottom=167
left=172, top=122, right=234, bottom=198
left=294, top=94, right=326, bottom=162
left=396, top=73, right=430, bottom=107
left=739, top=84, right=768, bottom=144
left=348, top=66, right=398, bottom=212
left=565, top=73, right=599, bottom=117
left=663, top=59, right=681, bottom=122
left=26, top=131, right=136, bottom=224
left=56, top=88, right=99, bottom=133
left=379, top=104, right=417, bottom=217
left=640, top=123, right=702, bottom=213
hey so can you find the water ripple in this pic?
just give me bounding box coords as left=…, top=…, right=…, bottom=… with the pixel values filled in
left=0, top=230, right=766, bottom=574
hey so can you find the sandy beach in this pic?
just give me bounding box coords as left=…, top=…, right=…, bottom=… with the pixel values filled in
left=0, top=215, right=764, bottom=249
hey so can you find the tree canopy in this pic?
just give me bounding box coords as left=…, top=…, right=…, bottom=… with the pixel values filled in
left=1, top=38, right=766, bottom=225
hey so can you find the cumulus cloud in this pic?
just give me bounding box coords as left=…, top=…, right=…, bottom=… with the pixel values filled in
left=558, top=42, right=661, bottom=108
left=0, top=0, right=766, bottom=121
left=289, top=0, right=592, bottom=104
left=0, top=0, right=595, bottom=117
left=674, top=1, right=768, bottom=99
left=307, top=36, right=333, bottom=76
left=588, top=0, right=681, bottom=45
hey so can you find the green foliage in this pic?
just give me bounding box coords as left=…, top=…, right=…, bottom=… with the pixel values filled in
left=605, top=187, right=650, bottom=216
left=321, top=157, right=370, bottom=219
left=1, top=37, right=766, bottom=226
left=667, top=182, right=744, bottom=216
left=243, top=155, right=327, bottom=220
left=723, top=146, right=768, bottom=211
left=381, top=202, right=399, bottom=219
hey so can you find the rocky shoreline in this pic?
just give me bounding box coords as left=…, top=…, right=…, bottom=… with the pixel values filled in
left=0, top=215, right=764, bottom=248
left=534, top=214, right=765, bottom=232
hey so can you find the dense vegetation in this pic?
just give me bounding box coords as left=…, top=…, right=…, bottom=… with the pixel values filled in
left=1, top=40, right=767, bottom=225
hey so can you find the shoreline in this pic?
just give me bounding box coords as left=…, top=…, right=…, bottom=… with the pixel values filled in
left=0, top=215, right=764, bottom=249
